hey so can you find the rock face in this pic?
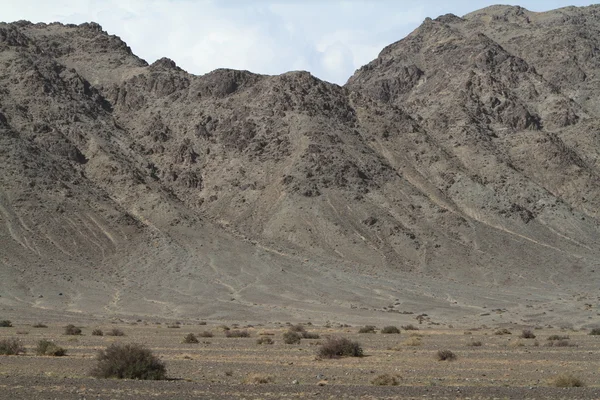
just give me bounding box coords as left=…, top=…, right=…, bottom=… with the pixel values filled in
left=0, top=7, right=599, bottom=324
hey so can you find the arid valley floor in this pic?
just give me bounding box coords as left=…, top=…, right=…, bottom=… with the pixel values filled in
left=0, top=319, right=599, bottom=399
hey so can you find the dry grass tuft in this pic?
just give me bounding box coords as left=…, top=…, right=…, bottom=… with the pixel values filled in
left=371, top=374, right=398, bottom=386
left=550, top=374, right=585, bottom=387
left=243, top=373, right=274, bottom=384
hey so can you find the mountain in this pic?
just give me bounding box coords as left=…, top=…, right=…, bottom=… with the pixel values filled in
left=1, top=6, right=599, bottom=326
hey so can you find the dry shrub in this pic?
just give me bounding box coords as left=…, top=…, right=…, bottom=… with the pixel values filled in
left=167, top=324, right=180, bottom=329
left=588, top=328, right=600, bottom=336
left=64, top=324, right=82, bottom=335
left=520, top=329, right=536, bottom=339
left=107, top=328, right=125, bottom=337
left=547, top=335, right=569, bottom=341
left=546, top=339, right=576, bottom=347
left=302, top=331, right=320, bottom=339
left=402, top=324, right=419, bottom=331
left=91, top=343, right=166, bottom=380
left=0, top=338, right=25, bottom=355
left=92, top=329, right=104, bottom=336
left=318, top=337, right=363, bottom=359
left=0, top=320, right=12, bottom=328
left=509, top=339, right=525, bottom=348
left=36, top=340, right=66, bottom=356
left=436, top=349, right=456, bottom=361
left=371, top=374, right=398, bottom=386
left=256, top=337, right=274, bottom=345
left=198, top=331, right=213, bottom=338
left=288, top=324, right=306, bottom=333
left=225, top=330, right=250, bottom=338
left=494, top=328, right=511, bottom=335
left=283, top=331, right=301, bottom=344
left=183, top=333, right=199, bottom=343
left=358, top=325, right=376, bottom=334
left=381, top=326, right=400, bottom=334
left=244, top=373, right=274, bottom=384
left=550, top=374, right=585, bottom=387
left=467, top=340, right=482, bottom=347
left=32, top=323, right=48, bottom=328
left=402, top=337, right=422, bottom=347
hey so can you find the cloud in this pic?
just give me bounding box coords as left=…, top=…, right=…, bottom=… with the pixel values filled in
left=0, top=0, right=597, bottom=84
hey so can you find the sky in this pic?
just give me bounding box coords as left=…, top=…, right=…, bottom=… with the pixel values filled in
left=1, top=0, right=597, bottom=84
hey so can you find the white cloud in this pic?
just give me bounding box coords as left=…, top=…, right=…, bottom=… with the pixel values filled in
left=0, top=0, right=597, bottom=84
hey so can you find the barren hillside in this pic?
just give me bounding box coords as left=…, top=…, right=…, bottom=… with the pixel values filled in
left=1, top=5, right=599, bottom=326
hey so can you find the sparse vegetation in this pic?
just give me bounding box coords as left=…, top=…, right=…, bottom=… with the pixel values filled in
left=318, top=337, right=363, bottom=358
left=198, top=331, right=213, bottom=338
left=371, top=374, right=398, bottom=386
left=106, top=328, right=125, bottom=337
left=256, top=337, right=274, bottom=345
left=225, top=330, right=250, bottom=338
left=494, top=328, right=511, bottom=335
left=381, top=326, right=400, bottom=334
left=36, top=340, right=66, bottom=356
left=301, top=331, right=320, bottom=339
left=0, top=320, right=13, bottom=328
left=545, top=339, right=576, bottom=347
left=0, top=338, right=25, bottom=355
left=32, top=323, right=48, bottom=328
left=91, top=343, right=167, bottom=380
left=283, top=331, right=301, bottom=344
left=401, top=337, right=422, bottom=347
left=183, top=333, right=199, bottom=343
left=467, top=340, right=483, bottom=347
left=64, top=324, right=82, bottom=335
left=288, top=324, right=306, bottom=333
left=547, top=335, right=569, bottom=341
left=92, top=329, right=104, bottom=336
left=550, top=373, right=585, bottom=387
left=402, top=324, right=419, bottom=331
left=358, top=325, right=377, bottom=334
left=520, top=329, right=536, bottom=339
left=589, top=328, right=600, bottom=335
left=243, top=373, right=274, bottom=384
left=437, top=349, right=456, bottom=361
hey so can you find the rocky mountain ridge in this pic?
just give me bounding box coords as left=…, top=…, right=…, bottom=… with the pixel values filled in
left=0, top=5, right=599, bottom=325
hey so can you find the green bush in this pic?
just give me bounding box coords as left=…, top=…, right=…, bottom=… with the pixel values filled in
left=91, top=343, right=166, bottom=380
left=0, top=338, right=25, bottom=355
left=318, top=337, right=363, bottom=358
left=36, top=340, right=66, bottom=356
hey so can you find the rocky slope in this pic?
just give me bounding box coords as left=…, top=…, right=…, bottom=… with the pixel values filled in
left=1, top=6, right=599, bottom=326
